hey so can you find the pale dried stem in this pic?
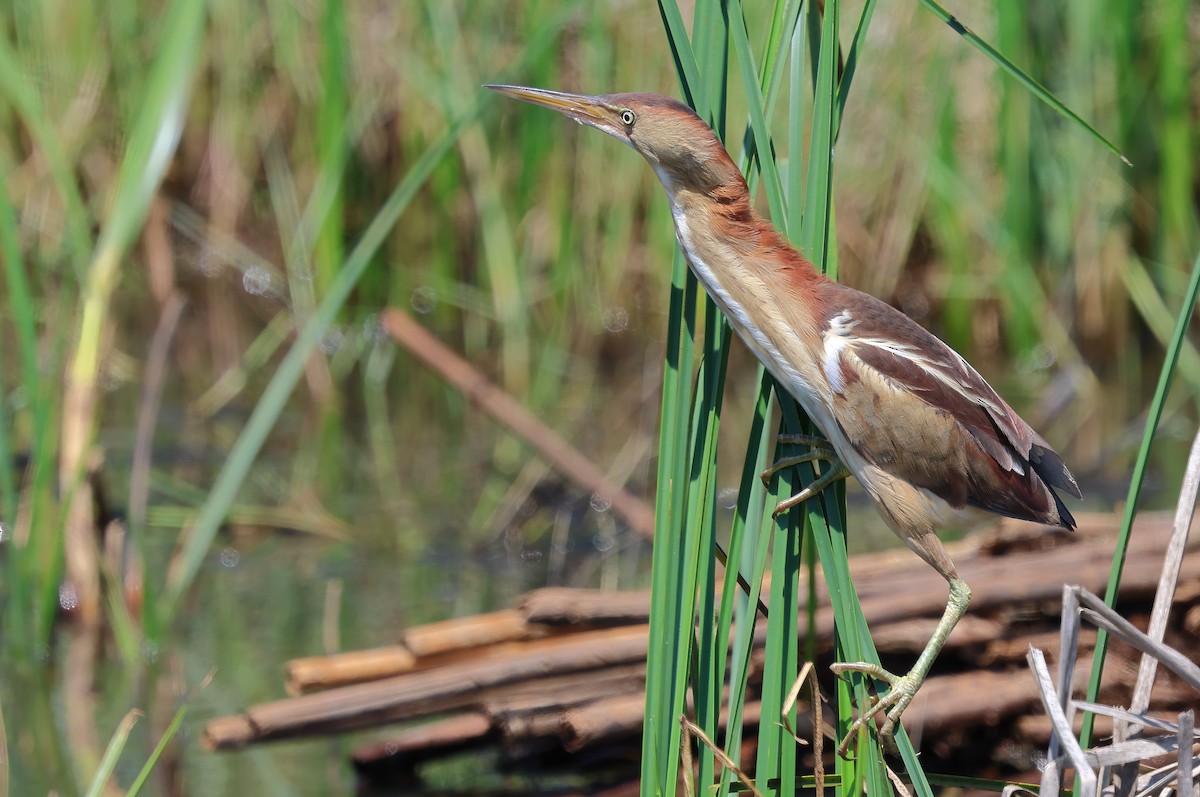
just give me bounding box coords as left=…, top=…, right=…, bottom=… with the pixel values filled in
left=679, top=714, right=764, bottom=797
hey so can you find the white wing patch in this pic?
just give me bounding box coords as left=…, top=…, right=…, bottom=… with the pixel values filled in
left=822, top=309, right=1009, bottom=421
left=823, top=310, right=854, bottom=394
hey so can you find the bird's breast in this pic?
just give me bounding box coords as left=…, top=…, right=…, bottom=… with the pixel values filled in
left=669, top=205, right=841, bottom=436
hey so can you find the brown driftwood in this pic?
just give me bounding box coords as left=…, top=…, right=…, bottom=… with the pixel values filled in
left=284, top=611, right=577, bottom=694
left=206, top=509, right=1200, bottom=791
left=285, top=645, right=416, bottom=695
left=402, top=608, right=532, bottom=657
left=351, top=712, right=493, bottom=780
left=511, top=512, right=1195, bottom=640
left=204, top=624, right=648, bottom=750
left=482, top=663, right=648, bottom=721
left=519, top=587, right=654, bottom=626
left=560, top=693, right=647, bottom=752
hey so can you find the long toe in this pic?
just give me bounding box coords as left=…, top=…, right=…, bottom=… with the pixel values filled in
left=831, top=662, right=922, bottom=756
left=876, top=673, right=921, bottom=743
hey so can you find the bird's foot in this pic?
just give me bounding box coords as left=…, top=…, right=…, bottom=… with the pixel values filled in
left=760, top=434, right=836, bottom=486
left=829, top=661, right=923, bottom=758
left=762, top=436, right=850, bottom=516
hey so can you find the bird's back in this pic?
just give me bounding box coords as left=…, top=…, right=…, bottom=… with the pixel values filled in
left=812, top=280, right=1080, bottom=531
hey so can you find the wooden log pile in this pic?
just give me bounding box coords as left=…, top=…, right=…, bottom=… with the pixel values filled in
left=203, top=511, right=1200, bottom=788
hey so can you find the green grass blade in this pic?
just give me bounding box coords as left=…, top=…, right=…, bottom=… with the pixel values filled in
left=785, top=13, right=806, bottom=236
left=82, top=711, right=140, bottom=797
left=93, top=0, right=206, bottom=262
left=157, top=3, right=575, bottom=621
left=835, top=0, right=878, bottom=127
left=754, top=489, right=802, bottom=794
left=715, top=373, right=773, bottom=796
left=916, top=0, right=1129, bottom=165
left=67, top=0, right=206, bottom=450
left=691, top=0, right=728, bottom=138
left=0, top=30, right=92, bottom=272
left=656, top=0, right=703, bottom=111
left=1080, top=248, right=1200, bottom=750
left=799, top=0, right=837, bottom=274
left=728, top=0, right=786, bottom=225
left=640, top=255, right=700, bottom=795
left=159, top=107, right=475, bottom=622
left=126, top=702, right=189, bottom=797
left=0, top=697, right=5, bottom=797
left=757, top=0, right=800, bottom=116
left=689, top=312, right=729, bottom=789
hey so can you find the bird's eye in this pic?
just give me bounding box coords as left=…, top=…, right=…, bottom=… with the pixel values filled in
left=620, top=109, right=636, bottom=126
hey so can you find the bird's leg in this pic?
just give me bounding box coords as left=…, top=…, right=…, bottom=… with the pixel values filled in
left=763, top=433, right=836, bottom=476
left=761, top=434, right=849, bottom=516
left=831, top=577, right=971, bottom=756
left=771, top=462, right=851, bottom=516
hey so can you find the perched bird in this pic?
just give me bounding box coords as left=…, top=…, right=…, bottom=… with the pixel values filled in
left=487, top=85, right=1081, bottom=753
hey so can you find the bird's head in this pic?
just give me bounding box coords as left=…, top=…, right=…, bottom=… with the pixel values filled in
left=486, top=85, right=741, bottom=198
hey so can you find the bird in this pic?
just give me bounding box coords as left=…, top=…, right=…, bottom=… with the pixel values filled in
left=486, top=84, right=1081, bottom=754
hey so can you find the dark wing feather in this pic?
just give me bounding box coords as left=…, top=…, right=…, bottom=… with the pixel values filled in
left=822, top=285, right=1080, bottom=528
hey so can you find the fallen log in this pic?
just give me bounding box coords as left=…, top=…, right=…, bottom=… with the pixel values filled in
left=351, top=712, right=493, bottom=782
left=519, top=587, right=654, bottom=627
left=204, top=624, right=648, bottom=749
left=482, top=663, right=648, bottom=721
left=560, top=693, right=647, bottom=753
left=203, top=510, right=1200, bottom=791
left=402, top=608, right=532, bottom=657
left=285, top=645, right=416, bottom=695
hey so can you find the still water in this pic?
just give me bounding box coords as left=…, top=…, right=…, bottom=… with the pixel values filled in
left=4, top=507, right=651, bottom=795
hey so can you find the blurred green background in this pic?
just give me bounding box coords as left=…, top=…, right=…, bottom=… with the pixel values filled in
left=0, top=0, right=1196, bottom=794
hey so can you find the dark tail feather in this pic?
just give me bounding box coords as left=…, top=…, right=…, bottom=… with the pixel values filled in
left=1029, top=443, right=1082, bottom=499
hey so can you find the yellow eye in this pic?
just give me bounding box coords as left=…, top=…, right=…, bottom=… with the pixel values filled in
left=620, top=109, right=636, bottom=126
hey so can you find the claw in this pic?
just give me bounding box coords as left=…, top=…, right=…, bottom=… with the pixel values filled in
left=761, top=433, right=849, bottom=512
left=761, top=450, right=833, bottom=486
left=830, top=662, right=919, bottom=756
left=770, top=461, right=851, bottom=515
left=761, top=435, right=836, bottom=480
left=828, top=578, right=972, bottom=758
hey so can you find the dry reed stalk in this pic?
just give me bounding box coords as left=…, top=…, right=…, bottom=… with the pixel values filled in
left=381, top=308, right=655, bottom=538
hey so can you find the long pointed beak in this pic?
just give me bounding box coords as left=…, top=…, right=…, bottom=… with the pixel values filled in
left=485, top=84, right=625, bottom=140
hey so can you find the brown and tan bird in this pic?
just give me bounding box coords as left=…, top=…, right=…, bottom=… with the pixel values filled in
left=487, top=85, right=1081, bottom=752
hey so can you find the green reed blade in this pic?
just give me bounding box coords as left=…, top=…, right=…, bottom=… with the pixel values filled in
left=156, top=2, right=573, bottom=623
left=159, top=103, right=475, bottom=623
left=728, top=0, right=786, bottom=225
left=1080, top=248, right=1200, bottom=750
left=657, top=0, right=703, bottom=111
left=916, top=0, right=1129, bottom=165
left=82, top=711, right=140, bottom=797
left=126, top=702, right=188, bottom=797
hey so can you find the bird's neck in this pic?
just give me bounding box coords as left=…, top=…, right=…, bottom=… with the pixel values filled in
left=665, top=181, right=827, bottom=304
left=660, top=177, right=833, bottom=391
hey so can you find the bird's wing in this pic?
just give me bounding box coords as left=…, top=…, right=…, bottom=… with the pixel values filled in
left=818, top=286, right=1079, bottom=528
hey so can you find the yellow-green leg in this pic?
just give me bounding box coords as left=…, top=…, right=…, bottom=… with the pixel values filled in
left=761, top=434, right=850, bottom=516
left=831, top=577, right=971, bottom=756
